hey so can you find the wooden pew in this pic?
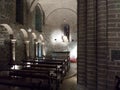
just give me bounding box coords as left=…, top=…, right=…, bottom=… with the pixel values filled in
left=9, top=69, right=60, bottom=90
left=22, top=59, right=66, bottom=75
left=53, top=58, right=70, bottom=71
left=22, top=59, right=65, bottom=66
left=23, top=65, right=64, bottom=81
left=11, top=63, right=65, bottom=77
left=41, top=58, right=70, bottom=72
left=38, top=58, right=68, bottom=75
left=51, top=51, right=70, bottom=71
left=0, top=61, right=63, bottom=90
left=0, top=76, right=47, bottom=89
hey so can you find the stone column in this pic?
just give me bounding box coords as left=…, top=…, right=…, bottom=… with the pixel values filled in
left=11, top=39, right=16, bottom=61
left=25, top=40, right=30, bottom=59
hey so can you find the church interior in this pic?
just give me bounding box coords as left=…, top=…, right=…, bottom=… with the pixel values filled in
left=0, top=0, right=120, bottom=90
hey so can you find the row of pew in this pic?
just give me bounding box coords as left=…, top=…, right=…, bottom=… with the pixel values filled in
left=0, top=57, right=70, bottom=90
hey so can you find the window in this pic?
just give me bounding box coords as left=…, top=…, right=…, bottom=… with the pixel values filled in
left=16, top=0, right=24, bottom=24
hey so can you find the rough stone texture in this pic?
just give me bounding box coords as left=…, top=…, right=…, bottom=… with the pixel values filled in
left=10, top=24, right=27, bottom=62
left=0, top=0, right=16, bottom=24
left=97, top=1, right=108, bottom=90
left=107, top=0, right=120, bottom=90
left=78, top=0, right=120, bottom=90
left=77, top=0, right=86, bottom=87
left=0, top=26, right=11, bottom=69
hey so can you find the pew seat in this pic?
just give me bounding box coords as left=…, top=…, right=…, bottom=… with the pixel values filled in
left=0, top=76, right=50, bottom=90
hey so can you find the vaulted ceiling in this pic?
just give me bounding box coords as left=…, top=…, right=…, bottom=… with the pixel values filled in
left=27, top=0, right=77, bottom=39
left=28, top=0, right=77, bottom=22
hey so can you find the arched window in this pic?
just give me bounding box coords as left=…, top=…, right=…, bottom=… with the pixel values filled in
left=35, top=5, right=43, bottom=32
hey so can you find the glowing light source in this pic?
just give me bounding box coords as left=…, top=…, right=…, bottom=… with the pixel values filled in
left=62, top=35, right=68, bottom=42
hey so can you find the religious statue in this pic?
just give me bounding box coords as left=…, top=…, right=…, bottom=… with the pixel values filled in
left=61, top=19, right=70, bottom=41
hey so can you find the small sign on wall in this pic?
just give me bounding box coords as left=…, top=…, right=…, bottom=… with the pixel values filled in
left=111, top=50, right=120, bottom=61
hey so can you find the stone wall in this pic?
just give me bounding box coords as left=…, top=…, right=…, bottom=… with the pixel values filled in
left=77, top=0, right=86, bottom=88
left=78, top=0, right=120, bottom=90
left=0, top=0, right=36, bottom=63
left=107, top=0, right=120, bottom=89
left=97, top=1, right=108, bottom=90
left=0, top=0, right=16, bottom=24
left=0, top=26, right=11, bottom=69
left=10, top=24, right=27, bottom=62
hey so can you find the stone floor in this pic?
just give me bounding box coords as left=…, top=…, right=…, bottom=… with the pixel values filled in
left=64, top=62, right=77, bottom=79
left=59, top=75, right=77, bottom=90
left=59, top=62, right=77, bottom=90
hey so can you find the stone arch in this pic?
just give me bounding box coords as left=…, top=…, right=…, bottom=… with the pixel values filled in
left=32, top=32, right=37, bottom=40
left=30, top=0, right=38, bottom=12
left=20, top=28, right=28, bottom=40
left=0, top=24, right=15, bottom=65
left=0, top=24, right=14, bottom=35
left=39, top=34, right=44, bottom=42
